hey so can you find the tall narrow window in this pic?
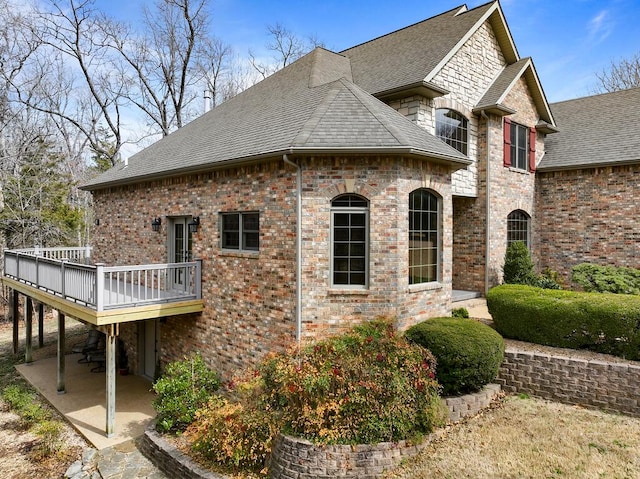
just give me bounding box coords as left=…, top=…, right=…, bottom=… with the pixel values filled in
left=510, top=122, right=530, bottom=171
left=409, top=189, right=440, bottom=284
left=331, top=194, right=369, bottom=287
left=436, top=108, right=468, bottom=155
left=221, top=212, right=260, bottom=251
left=507, top=210, right=530, bottom=247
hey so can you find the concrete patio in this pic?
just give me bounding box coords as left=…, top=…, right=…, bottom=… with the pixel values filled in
left=16, top=353, right=157, bottom=450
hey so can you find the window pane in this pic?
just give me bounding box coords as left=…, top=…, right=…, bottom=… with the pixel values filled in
left=334, top=228, right=350, bottom=241
left=243, top=232, right=259, bottom=250
left=436, top=109, right=468, bottom=155
left=243, top=213, right=259, bottom=231
left=223, top=232, right=239, bottom=249
left=331, top=203, right=368, bottom=287
left=222, top=214, right=239, bottom=231
left=408, top=189, right=440, bottom=284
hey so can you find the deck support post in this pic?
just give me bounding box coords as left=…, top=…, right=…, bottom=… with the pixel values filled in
left=11, top=289, right=19, bottom=355
left=25, top=297, right=33, bottom=364
left=105, top=323, right=117, bottom=438
left=57, top=312, right=66, bottom=394
left=38, top=302, right=44, bottom=347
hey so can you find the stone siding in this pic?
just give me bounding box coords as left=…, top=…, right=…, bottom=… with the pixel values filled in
left=497, top=346, right=640, bottom=417
left=535, top=165, right=640, bottom=284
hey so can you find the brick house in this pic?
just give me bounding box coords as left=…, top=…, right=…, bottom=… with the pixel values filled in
left=536, top=87, right=640, bottom=284
left=78, top=1, right=558, bottom=379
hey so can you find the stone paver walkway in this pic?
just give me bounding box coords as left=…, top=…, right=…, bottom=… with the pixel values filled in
left=65, top=441, right=167, bottom=479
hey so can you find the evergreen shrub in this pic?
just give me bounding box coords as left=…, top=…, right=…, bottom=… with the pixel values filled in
left=152, top=352, right=220, bottom=433
left=405, top=318, right=504, bottom=396
left=487, top=284, right=640, bottom=360
left=572, top=263, right=640, bottom=294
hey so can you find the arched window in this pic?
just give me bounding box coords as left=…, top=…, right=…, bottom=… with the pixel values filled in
left=436, top=108, right=468, bottom=155
left=409, top=189, right=440, bottom=285
left=331, top=194, right=369, bottom=287
left=507, top=210, right=531, bottom=247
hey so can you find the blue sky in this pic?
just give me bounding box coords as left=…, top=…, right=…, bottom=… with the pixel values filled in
left=99, top=0, right=640, bottom=103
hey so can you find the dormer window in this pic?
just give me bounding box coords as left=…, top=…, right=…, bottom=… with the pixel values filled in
left=435, top=108, right=468, bottom=155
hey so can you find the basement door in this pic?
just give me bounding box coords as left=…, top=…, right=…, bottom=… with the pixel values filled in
left=140, top=319, right=159, bottom=380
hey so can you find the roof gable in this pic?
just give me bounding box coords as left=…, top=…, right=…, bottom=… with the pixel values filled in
left=475, top=57, right=556, bottom=126
left=341, top=1, right=519, bottom=98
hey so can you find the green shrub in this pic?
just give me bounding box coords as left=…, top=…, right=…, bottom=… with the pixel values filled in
left=33, top=420, right=63, bottom=458
left=187, top=319, right=446, bottom=472
left=503, top=241, right=537, bottom=285
left=487, top=284, right=640, bottom=360
left=405, top=318, right=504, bottom=396
left=2, top=384, right=50, bottom=427
left=152, top=352, right=220, bottom=433
left=451, top=307, right=469, bottom=318
left=572, top=263, right=640, bottom=294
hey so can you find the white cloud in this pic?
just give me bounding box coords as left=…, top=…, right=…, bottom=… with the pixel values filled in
left=588, top=10, right=613, bottom=43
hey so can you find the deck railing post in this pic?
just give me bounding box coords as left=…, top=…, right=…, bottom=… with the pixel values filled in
left=195, top=259, right=202, bottom=299
left=96, top=263, right=105, bottom=311
left=60, top=260, right=66, bottom=298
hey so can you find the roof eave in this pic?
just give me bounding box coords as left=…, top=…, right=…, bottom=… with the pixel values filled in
left=81, top=146, right=471, bottom=191
left=537, top=158, right=640, bottom=173
left=536, top=121, right=559, bottom=134
left=374, top=81, right=450, bottom=101
left=472, top=104, right=516, bottom=117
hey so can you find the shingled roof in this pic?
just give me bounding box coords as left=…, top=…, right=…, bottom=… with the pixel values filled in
left=539, top=87, right=640, bottom=171
left=341, top=1, right=517, bottom=98
left=474, top=57, right=555, bottom=126
left=83, top=48, right=469, bottom=190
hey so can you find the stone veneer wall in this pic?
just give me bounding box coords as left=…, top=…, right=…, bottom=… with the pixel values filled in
left=497, top=346, right=640, bottom=417
left=535, top=165, right=640, bottom=284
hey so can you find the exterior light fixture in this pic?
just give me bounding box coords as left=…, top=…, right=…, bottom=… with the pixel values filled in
left=188, top=216, right=200, bottom=234
left=151, top=217, right=162, bottom=232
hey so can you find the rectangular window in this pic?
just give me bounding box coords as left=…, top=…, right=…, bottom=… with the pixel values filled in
left=510, top=122, right=529, bottom=171
left=409, top=189, right=440, bottom=285
left=221, top=212, right=259, bottom=251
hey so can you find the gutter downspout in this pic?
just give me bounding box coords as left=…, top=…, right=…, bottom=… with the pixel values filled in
left=283, top=154, right=302, bottom=344
left=480, top=110, right=491, bottom=296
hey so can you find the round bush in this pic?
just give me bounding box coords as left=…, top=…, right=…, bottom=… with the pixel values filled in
left=405, top=318, right=504, bottom=396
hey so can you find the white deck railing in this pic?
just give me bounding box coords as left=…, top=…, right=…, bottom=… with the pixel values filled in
left=3, top=248, right=202, bottom=311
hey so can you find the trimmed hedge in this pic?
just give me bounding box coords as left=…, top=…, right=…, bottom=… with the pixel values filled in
left=405, top=318, right=505, bottom=396
left=487, top=284, right=640, bottom=360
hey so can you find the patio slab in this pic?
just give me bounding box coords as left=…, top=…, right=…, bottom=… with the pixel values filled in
left=16, top=353, right=157, bottom=450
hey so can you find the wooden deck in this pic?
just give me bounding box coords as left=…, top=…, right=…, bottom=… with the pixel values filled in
left=2, top=248, right=203, bottom=325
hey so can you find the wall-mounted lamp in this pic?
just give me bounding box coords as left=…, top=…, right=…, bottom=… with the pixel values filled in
left=151, top=217, right=162, bottom=232
left=188, top=216, right=200, bottom=234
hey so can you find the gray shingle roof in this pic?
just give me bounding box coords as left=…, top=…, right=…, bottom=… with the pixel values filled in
left=340, top=2, right=498, bottom=97
left=539, top=87, right=640, bottom=171
left=475, top=57, right=555, bottom=124
left=83, top=48, right=469, bottom=190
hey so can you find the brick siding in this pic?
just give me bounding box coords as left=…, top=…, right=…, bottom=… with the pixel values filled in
left=535, top=165, right=640, bottom=284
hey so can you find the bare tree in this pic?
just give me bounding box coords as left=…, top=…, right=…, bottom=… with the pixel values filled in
left=594, top=53, right=640, bottom=93
left=249, top=23, right=324, bottom=79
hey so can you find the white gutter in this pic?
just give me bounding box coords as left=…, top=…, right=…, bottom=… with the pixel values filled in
left=480, top=110, right=491, bottom=296
left=282, top=154, right=302, bottom=343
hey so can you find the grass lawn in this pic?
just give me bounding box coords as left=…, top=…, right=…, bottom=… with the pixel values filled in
left=385, top=394, right=640, bottom=479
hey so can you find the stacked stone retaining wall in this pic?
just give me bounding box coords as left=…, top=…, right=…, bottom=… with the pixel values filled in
left=497, top=344, right=640, bottom=417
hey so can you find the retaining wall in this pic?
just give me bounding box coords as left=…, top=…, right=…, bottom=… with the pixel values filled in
left=497, top=345, right=640, bottom=417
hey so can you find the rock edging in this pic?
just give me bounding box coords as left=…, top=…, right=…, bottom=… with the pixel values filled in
left=139, top=384, right=502, bottom=479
